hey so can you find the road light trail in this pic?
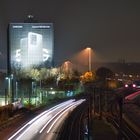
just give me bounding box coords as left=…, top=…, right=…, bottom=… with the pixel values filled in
left=39, top=102, right=76, bottom=133
left=8, top=99, right=75, bottom=140
left=39, top=99, right=85, bottom=134
left=46, top=99, right=86, bottom=133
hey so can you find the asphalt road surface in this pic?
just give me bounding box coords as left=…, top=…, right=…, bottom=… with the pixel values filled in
left=8, top=99, right=86, bottom=140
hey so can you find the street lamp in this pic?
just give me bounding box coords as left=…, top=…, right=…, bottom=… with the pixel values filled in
left=5, top=77, right=11, bottom=104
left=15, top=81, right=18, bottom=99
left=86, top=47, right=91, bottom=72
left=63, top=61, right=72, bottom=78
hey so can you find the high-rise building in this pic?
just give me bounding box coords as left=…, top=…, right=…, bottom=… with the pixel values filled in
left=7, top=22, right=54, bottom=103
left=8, top=23, right=54, bottom=73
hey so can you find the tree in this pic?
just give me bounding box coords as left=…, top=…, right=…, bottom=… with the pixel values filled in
left=28, top=68, right=40, bottom=81
left=96, top=67, right=114, bottom=80
left=80, top=71, right=96, bottom=83
left=40, top=68, right=48, bottom=80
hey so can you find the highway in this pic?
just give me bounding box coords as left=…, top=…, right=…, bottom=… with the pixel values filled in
left=8, top=99, right=86, bottom=140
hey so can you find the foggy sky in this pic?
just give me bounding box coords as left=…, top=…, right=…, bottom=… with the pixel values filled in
left=0, top=0, right=140, bottom=69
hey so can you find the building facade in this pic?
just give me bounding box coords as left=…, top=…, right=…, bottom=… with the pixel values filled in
left=9, top=23, right=54, bottom=73
left=8, top=23, right=54, bottom=103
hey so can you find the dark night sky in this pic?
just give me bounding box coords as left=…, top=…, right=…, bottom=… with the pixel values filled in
left=0, top=0, right=140, bottom=69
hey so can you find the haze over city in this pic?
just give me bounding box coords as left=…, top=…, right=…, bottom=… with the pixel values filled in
left=1, top=0, right=140, bottom=69
left=0, top=1, right=140, bottom=140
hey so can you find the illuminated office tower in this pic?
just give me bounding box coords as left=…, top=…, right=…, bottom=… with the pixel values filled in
left=8, top=22, right=53, bottom=102
left=9, top=23, right=54, bottom=73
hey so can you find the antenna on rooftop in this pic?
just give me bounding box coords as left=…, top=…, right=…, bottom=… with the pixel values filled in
left=24, top=14, right=38, bottom=23
left=28, top=15, right=34, bottom=19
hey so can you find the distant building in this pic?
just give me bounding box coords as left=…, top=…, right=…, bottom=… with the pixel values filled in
left=92, top=62, right=140, bottom=75
left=8, top=23, right=54, bottom=73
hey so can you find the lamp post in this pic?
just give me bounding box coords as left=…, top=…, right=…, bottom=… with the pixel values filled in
left=5, top=77, right=11, bottom=104
left=86, top=47, right=91, bottom=72
left=63, top=61, right=71, bottom=78
left=86, top=47, right=92, bottom=140
left=15, top=81, right=18, bottom=99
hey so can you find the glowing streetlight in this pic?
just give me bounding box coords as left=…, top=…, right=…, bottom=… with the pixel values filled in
left=5, top=76, right=11, bottom=104
left=63, top=61, right=71, bottom=74
left=86, top=47, right=91, bottom=72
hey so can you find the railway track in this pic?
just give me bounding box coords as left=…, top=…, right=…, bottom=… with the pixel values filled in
left=57, top=101, right=88, bottom=140
left=107, top=116, right=140, bottom=140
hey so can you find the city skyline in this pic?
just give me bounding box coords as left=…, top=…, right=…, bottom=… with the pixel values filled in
left=1, top=0, right=140, bottom=69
